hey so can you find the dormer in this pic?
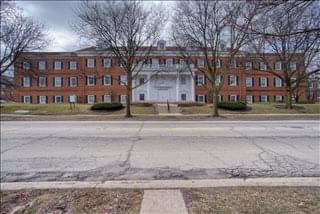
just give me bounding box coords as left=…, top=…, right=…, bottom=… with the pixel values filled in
left=157, top=40, right=166, bottom=50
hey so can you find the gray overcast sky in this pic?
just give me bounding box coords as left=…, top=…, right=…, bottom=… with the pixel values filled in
left=15, top=1, right=175, bottom=52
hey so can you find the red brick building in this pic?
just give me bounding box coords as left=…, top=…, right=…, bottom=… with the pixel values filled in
left=14, top=45, right=307, bottom=104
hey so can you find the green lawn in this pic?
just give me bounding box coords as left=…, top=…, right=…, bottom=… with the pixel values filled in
left=0, top=103, right=156, bottom=115
left=181, top=103, right=320, bottom=114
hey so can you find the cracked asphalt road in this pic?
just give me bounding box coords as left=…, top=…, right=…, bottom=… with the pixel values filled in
left=1, top=120, right=319, bottom=182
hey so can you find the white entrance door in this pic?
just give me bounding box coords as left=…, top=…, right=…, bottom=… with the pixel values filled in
left=158, top=89, right=169, bottom=102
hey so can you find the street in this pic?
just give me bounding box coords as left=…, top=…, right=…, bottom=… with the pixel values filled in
left=1, top=120, right=319, bottom=182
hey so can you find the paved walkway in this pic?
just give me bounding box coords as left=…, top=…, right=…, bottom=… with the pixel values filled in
left=140, top=190, right=187, bottom=214
left=155, top=104, right=182, bottom=115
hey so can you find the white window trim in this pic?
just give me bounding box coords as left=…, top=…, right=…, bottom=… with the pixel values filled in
left=103, top=58, right=111, bottom=68
left=260, top=62, right=267, bottom=71
left=139, top=77, right=145, bottom=85
left=246, top=77, right=253, bottom=87
left=69, top=61, right=77, bottom=70
left=120, top=75, right=127, bottom=86
left=275, top=95, right=283, bottom=102
left=54, top=61, right=62, bottom=70
left=260, top=77, right=267, bottom=88
left=104, top=75, right=112, bottom=85
left=215, top=75, right=221, bottom=86
left=229, top=75, right=237, bottom=86
left=87, top=59, right=95, bottom=68
left=166, top=58, right=173, bottom=66
left=275, top=77, right=282, bottom=88
left=197, top=75, right=205, bottom=85
left=120, top=95, right=127, bottom=104
left=197, top=95, right=205, bottom=103
left=70, top=77, right=77, bottom=87
left=87, top=95, right=95, bottom=104
left=275, top=62, right=282, bottom=71
left=246, top=95, right=253, bottom=104
left=290, top=62, right=297, bottom=71
left=181, top=93, right=187, bottom=101
left=23, top=96, right=31, bottom=104
left=216, top=59, right=221, bottom=68
left=139, top=93, right=145, bottom=101
left=38, top=61, right=46, bottom=70
left=103, top=95, right=111, bottom=103
left=39, top=96, right=47, bottom=104
left=260, top=95, right=268, bottom=103
left=54, top=96, right=62, bottom=104
left=23, top=77, right=31, bottom=87
left=39, top=77, right=46, bottom=87
left=197, top=59, right=204, bottom=68
left=54, top=77, right=62, bottom=87
left=230, top=95, right=237, bottom=102
left=245, top=62, right=252, bottom=70
left=23, top=62, right=31, bottom=70
left=87, top=75, right=95, bottom=86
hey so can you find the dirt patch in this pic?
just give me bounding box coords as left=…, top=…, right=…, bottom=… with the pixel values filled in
left=182, top=187, right=320, bottom=214
left=1, top=188, right=142, bottom=214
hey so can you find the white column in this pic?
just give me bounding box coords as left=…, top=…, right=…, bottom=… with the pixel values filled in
left=132, top=77, right=135, bottom=102
left=176, top=73, right=179, bottom=102
left=147, top=74, right=151, bottom=101
left=191, top=73, right=195, bottom=102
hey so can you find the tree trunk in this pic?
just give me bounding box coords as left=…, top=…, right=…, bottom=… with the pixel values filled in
left=285, top=86, right=292, bottom=109
left=125, top=85, right=132, bottom=117
left=212, top=86, right=219, bottom=117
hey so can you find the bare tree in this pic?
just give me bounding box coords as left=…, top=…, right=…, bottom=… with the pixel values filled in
left=172, top=1, right=258, bottom=117
left=0, top=2, right=48, bottom=87
left=75, top=1, right=166, bottom=117
left=246, top=1, right=320, bottom=108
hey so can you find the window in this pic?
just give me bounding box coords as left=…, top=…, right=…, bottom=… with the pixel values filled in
left=229, top=58, right=236, bottom=68
left=103, top=58, right=112, bottom=68
left=23, top=62, right=31, bottom=70
left=54, top=77, right=62, bottom=87
left=54, top=61, right=62, bottom=70
left=230, top=95, right=237, bottom=102
left=23, top=77, right=31, bottom=87
left=260, top=62, right=267, bottom=71
left=197, top=59, right=204, bottom=68
left=275, top=77, right=282, bottom=87
left=218, top=95, right=222, bottom=102
left=103, top=95, right=111, bottom=103
left=289, top=62, right=297, bottom=71
left=139, top=77, right=145, bottom=85
left=197, top=75, right=205, bottom=85
left=260, top=95, right=268, bottom=103
left=69, top=95, right=77, bottom=103
left=197, top=95, right=205, bottom=103
left=87, top=95, right=95, bottom=104
left=291, top=78, right=296, bottom=87
left=216, top=59, right=221, bottom=68
left=120, top=95, right=127, bottom=104
left=87, top=59, right=95, bottom=68
left=181, top=93, right=187, bottom=101
left=246, top=77, right=253, bottom=87
left=54, top=96, right=63, bottom=104
left=139, top=93, right=145, bottom=101
left=39, top=96, right=47, bottom=104
left=39, top=77, right=46, bottom=87
left=275, top=62, right=282, bottom=71
left=87, top=75, right=95, bottom=86
left=246, top=95, right=253, bottom=104
left=69, top=77, right=77, bottom=87
left=104, top=75, right=112, bottom=85
left=275, top=95, right=283, bottom=102
left=215, top=75, right=221, bottom=86
left=245, top=62, right=252, bottom=70
left=180, top=76, right=186, bottom=85
left=38, top=61, right=46, bottom=70
left=120, top=75, right=127, bottom=85
left=69, top=61, right=77, bottom=70
left=260, top=77, right=268, bottom=87
left=23, top=96, right=31, bottom=104
left=229, top=75, right=237, bottom=86
left=166, top=58, right=173, bottom=66
left=180, top=59, right=187, bottom=66
left=152, top=58, right=159, bottom=67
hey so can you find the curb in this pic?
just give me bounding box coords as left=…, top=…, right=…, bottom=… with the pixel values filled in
left=1, top=177, right=319, bottom=190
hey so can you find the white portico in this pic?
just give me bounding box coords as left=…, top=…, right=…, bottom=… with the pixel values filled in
left=132, top=67, right=195, bottom=103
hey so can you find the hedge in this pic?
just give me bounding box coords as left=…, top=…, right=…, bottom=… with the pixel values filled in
left=132, top=102, right=153, bottom=107
left=217, top=102, right=247, bottom=110
left=91, top=102, right=124, bottom=111
left=178, top=102, right=205, bottom=107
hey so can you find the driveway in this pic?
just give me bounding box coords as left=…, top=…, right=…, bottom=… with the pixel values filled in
left=1, top=120, right=319, bottom=182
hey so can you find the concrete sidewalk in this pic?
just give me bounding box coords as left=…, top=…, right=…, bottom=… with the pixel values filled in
left=2, top=177, right=319, bottom=190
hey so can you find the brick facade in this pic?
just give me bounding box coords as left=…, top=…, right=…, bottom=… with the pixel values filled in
left=14, top=48, right=307, bottom=104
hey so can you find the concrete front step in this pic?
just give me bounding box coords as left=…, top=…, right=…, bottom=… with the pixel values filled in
left=155, top=104, right=181, bottom=114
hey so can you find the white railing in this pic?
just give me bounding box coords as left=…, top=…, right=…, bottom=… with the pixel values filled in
left=134, top=64, right=195, bottom=71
